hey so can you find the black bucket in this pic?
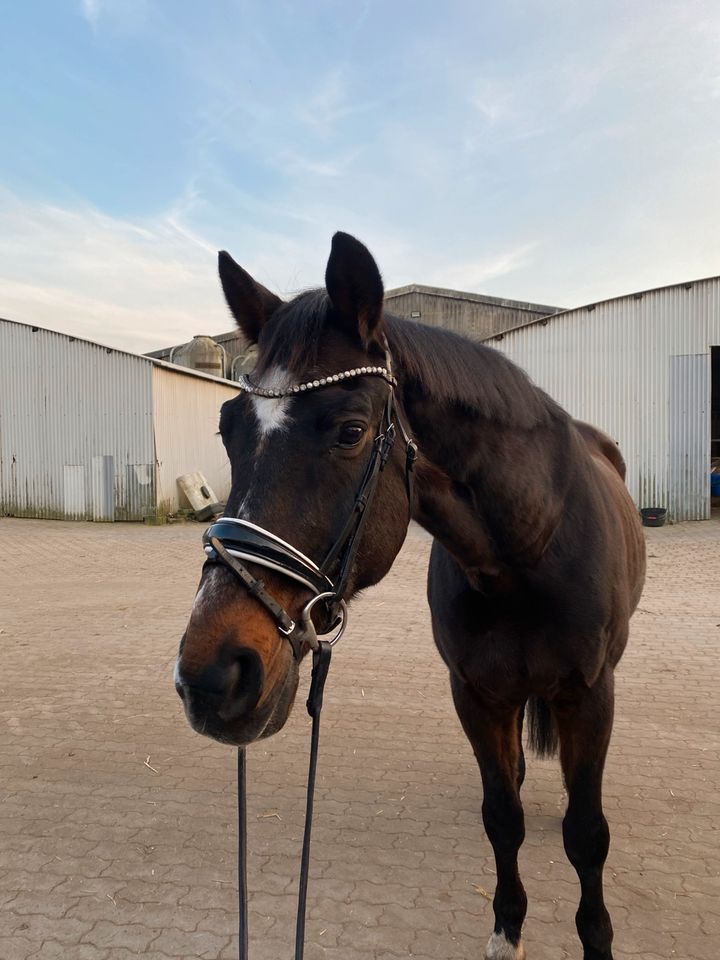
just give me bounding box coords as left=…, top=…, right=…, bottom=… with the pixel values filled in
left=640, top=507, right=667, bottom=527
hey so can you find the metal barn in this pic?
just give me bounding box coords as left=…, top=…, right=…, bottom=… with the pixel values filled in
left=0, top=318, right=239, bottom=521
left=487, top=277, right=720, bottom=521
left=148, top=285, right=561, bottom=376
left=384, top=284, right=561, bottom=340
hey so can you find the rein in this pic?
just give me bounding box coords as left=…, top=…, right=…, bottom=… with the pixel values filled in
left=201, top=360, right=416, bottom=960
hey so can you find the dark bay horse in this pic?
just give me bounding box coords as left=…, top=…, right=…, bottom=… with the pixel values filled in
left=175, top=233, right=646, bottom=960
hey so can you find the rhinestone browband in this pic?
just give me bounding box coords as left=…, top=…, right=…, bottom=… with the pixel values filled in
left=238, top=366, right=397, bottom=399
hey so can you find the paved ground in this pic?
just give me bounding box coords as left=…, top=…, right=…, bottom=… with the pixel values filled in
left=0, top=516, right=718, bottom=960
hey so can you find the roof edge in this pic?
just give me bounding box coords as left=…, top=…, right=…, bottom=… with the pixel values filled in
left=0, top=316, right=240, bottom=387
left=384, top=283, right=563, bottom=315
left=481, top=273, right=720, bottom=343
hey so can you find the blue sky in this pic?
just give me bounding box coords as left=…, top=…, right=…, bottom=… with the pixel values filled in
left=1, top=0, right=719, bottom=352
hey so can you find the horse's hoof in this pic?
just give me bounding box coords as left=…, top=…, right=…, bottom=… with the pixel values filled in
left=485, top=931, right=526, bottom=960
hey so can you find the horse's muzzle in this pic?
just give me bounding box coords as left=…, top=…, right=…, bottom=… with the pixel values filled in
left=175, top=645, right=298, bottom=746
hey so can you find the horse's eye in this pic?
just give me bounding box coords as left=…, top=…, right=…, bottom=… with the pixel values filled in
left=338, top=422, right=365, bottom=448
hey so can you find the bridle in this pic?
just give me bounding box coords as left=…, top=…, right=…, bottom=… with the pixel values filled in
left=203, top=358, right=417, bottom=654
left=200, top=353, right=417, bottom=960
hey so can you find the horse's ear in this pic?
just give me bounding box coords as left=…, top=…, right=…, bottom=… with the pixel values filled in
left=325, top=232, right=384, bottom=345
left=218, top=251, right=282, bottom=344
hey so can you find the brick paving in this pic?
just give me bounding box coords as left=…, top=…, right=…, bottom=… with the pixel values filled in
left=0, top=515, right=718, bottom=960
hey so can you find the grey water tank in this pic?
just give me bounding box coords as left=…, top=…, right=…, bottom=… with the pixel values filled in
left=231, top=345, right=259, bottom=380
left=170, top=336, right=226, bottom=378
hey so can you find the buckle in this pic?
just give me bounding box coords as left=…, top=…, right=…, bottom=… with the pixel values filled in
left=300, top=592, right=348, bottom=648
left=380, top=423, right=396, bottom=466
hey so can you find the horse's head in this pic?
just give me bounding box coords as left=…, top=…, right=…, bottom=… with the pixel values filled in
left=175, top=233, right=413, bottom=745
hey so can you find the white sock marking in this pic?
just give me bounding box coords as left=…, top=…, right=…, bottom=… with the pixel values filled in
left=485, top=931, right=525, bottom=960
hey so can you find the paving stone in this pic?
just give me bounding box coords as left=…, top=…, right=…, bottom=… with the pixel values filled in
left=0, top=516, right=718, bottom=958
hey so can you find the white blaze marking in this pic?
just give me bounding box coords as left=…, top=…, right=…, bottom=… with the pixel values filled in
left=485, top=932, right=525, bottom=960
left=253, top=394, right=290, bottom=435
left=235, top=366, right=295, bottom=518
left=251, top=366, right=292, bottom=437
left=191, top=565, right=228, bottom=616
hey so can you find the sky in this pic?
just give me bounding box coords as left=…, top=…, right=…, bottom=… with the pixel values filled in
left=1, top=0, right=719, bottom=354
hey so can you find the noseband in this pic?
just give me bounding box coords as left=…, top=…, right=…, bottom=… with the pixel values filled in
left=202, top=360, right=417, bottom=657
left=197, top=356, right=417, bottom=960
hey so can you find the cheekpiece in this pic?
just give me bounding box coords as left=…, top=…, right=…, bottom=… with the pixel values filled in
left=238, top=366, right=397, bottom=399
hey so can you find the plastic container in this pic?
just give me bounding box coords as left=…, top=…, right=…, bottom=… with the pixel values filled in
left=640, top=507, right=667, bottom=527
left=711, top=473, right=720, bottom=496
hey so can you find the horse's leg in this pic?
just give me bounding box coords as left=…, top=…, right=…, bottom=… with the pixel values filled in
left=516, top=703, right=526, bottom=791
left=555, top=668, right=615, bottom=960
left=451, top=674, right=527, bottom=960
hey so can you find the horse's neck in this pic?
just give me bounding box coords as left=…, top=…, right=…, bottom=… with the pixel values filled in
left=403, top=387, right=575, bottom=584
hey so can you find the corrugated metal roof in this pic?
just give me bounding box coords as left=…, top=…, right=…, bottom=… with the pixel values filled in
left=0, top=316, right=237, bottom=386
left=484, top=275, right=720, bottom=342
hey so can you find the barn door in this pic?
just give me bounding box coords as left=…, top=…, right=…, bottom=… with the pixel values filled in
left=669, top=354, right=710, bottom=521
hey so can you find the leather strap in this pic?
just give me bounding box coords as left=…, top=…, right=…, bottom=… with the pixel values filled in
left=209, top=537, right=302, bottom=659
left=236, top=642, right=333, bottom=960
left=236, top=748, right=249, bottom=959
left=319, top=389, right=411, bottom=620
left=387, top=389, right=418, bottom=509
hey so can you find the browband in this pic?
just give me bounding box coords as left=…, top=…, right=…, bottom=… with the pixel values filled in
left=237, top=365, right=396, bottom=399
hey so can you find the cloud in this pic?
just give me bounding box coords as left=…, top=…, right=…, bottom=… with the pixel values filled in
left=427, top=243, right=538, bottom=292
left=297, top=68, right=350, bottom=134
left=80, top=0, right=100, bottom=25
left=0, top=184, right=540, bottom=359
left=471, top=78, right=510, bottom=124
left=271, top=146, right=362, bottom=180
left=78, top=0, right=150, bottom=33
left=0, top=189, right=226, bottom=354
left=5, top=0, right=720, bottom=355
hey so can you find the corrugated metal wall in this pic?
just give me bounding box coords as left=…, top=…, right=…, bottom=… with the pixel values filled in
left=0, top=320, right=240, bottom=521
left=152, top=365, right=238, bottom=513
left=0, top=320, right=155, bottom=520
left=490, top=279, right=720, bottom=520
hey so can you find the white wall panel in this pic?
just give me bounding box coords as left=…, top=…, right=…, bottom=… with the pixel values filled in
left=152, top=365, right=238, bottom=513
left=491, top=279, right=720, bottom=520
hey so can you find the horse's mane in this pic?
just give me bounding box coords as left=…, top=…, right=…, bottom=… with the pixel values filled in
left=385, top=314, right=563, bottom=429
left=256, top=289, right=563, bottom=429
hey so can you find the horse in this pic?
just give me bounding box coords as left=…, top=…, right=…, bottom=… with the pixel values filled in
left=175, top=232, right=646, bottom=960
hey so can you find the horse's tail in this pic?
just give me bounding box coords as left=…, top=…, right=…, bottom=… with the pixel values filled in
left=526, top=696, right=559, bottom=758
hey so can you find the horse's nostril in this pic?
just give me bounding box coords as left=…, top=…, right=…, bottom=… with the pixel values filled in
left=223, top=648, right=264, bottom=718
left=186, top=663, right=230, bottom=698
left=177, top=647, right=265, bottom=719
